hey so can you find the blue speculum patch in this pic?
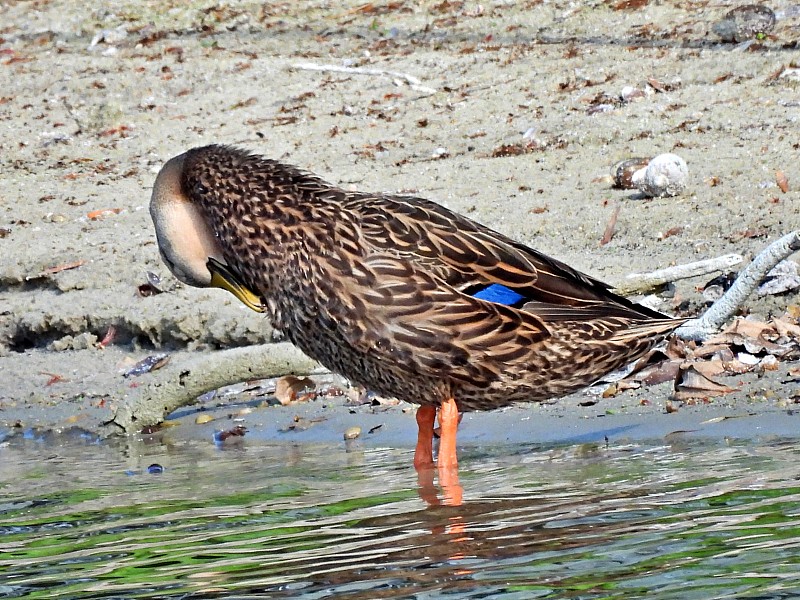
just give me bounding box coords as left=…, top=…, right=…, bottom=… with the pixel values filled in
left=471, top=283, right=525, bottom=306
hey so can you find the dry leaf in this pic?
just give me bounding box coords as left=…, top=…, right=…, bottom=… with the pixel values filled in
left=87, top=208, right=122, bottom=220
left=685, top=360, right=727, bottom=378
left=601, top=383, right=618, bottom=398
left=274, top=375, right=316, bottom=406
left=41, top=372, right=66, bottom=386
left=691, top=343, right=733, bottom=359
left=665, top=335, right=690, bottom=360
left=773, top=317, right=800, bottom=339
left=673, top=364, right=737, bottom=401
left=213, top=425, right=247, bottom=442
left=712, top=347, right=736, bottom=363
left=658, top=226, right=684, bottom=240
left=636, top=359, right=682, bottom=385
left=776, top=170, right=789, bottom=193
left=611, top=0, right=648, bottom=9
left=692, top=358, right=753, bottom=378
left=725, top=317, right=772, bottom=338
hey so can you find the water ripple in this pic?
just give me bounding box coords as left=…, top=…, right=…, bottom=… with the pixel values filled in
left=2, top=437, right=800, bottom=598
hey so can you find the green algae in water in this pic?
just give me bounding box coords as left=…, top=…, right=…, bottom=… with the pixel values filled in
left=2, top=438, right=800, bottom=599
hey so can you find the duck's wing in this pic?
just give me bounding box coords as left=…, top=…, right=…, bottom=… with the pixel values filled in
left=319, top=249, right=553, bottom=384
left=313, top=192, right=682, bottom=386
left=346, top=193, right=668, bottom=322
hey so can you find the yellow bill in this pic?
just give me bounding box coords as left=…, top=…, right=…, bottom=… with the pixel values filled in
left=207, top=257, right=265, bottom=313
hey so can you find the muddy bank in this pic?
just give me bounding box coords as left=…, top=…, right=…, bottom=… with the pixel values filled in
left=1, top=1, right=799, bottom=443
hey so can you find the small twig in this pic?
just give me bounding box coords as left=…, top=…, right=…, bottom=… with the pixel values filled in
left=677, top=230, right=800, bottom=341
left=26, top=260, right=87, bottom=281
left=291, top=62, right=437, bottom=94
left=109, top=343, right=321, bottom=434
left=599, top=204, right=621, bottom=246
left=614, top=254, right=743, bottom=295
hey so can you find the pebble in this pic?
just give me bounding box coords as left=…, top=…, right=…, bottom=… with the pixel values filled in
left=343, top=426, right=361, bottom=440
left=713, top=5, right=776, bottom=43
left=632, top=153, right=688, bottom=198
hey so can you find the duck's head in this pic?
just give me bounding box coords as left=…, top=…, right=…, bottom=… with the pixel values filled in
left=149, top=150, right=265, bottom=313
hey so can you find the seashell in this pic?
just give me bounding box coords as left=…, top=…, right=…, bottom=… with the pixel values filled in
left=713, top=5, right=776, bottom=43
left=620, top=86, right=646, bottom=103
left=122, top=353, right=170, bottom=378
left=612, top=157, right=651, bottom=189
left=632, top=153, right=688, bottom=198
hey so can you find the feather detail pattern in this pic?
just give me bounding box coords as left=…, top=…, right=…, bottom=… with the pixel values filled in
left=163, top=145, right=685, bottom=411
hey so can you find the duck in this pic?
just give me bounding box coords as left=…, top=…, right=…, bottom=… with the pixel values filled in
left=150, top=144, right=685, bottom=478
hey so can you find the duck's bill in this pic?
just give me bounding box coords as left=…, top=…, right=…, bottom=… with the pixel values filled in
left=207, top=257, right=265, bottom=313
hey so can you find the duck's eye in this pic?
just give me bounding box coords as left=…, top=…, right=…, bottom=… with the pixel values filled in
left=194, top=182, right=209, bottom=195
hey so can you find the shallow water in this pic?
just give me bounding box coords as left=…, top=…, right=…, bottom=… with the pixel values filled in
left=2, top=432, right=800, bottom=599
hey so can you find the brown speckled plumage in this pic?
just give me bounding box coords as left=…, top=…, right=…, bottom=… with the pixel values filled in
left=154, top=144, right=685, bottom=412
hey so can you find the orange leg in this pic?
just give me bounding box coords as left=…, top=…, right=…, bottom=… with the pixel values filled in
left=437, top=397, right=459, bottom=470
left=413, top=405, right=436, bottom=470
left=437, top=397, right=463, bottom=506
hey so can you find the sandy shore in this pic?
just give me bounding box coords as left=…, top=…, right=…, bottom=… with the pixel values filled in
left=1, top=1, right=799, bottom=445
